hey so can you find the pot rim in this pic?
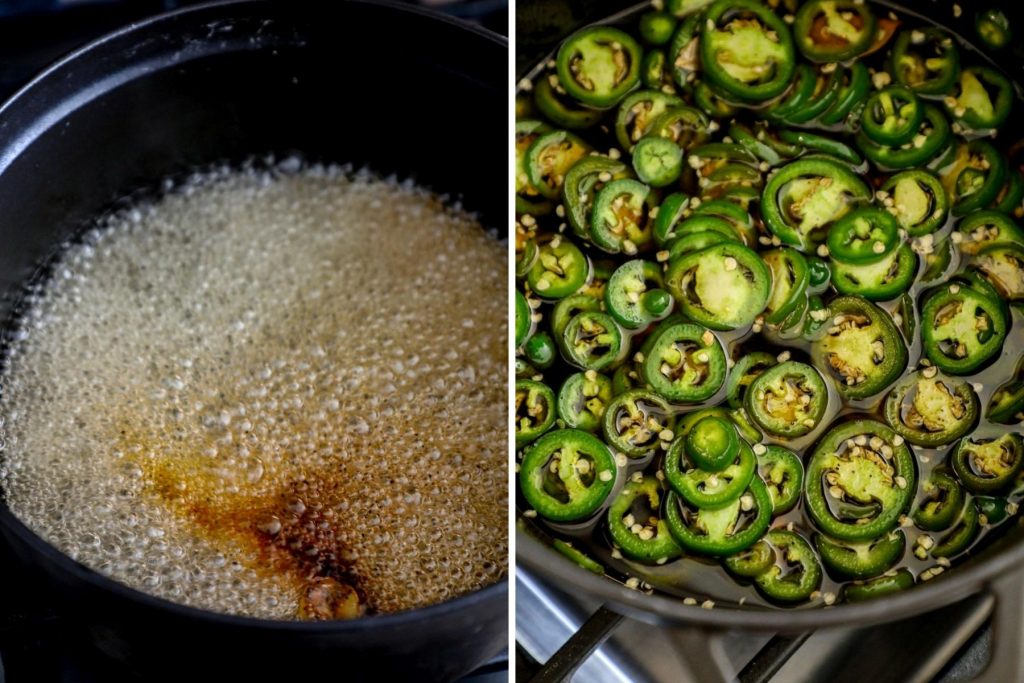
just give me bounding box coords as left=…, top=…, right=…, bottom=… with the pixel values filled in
left=0, top=0, right=508, bottom=632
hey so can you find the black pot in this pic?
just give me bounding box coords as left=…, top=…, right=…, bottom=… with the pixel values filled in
left=516, top=1, right=1024, bottom=681
left=0, top=1, right=507, bottom=680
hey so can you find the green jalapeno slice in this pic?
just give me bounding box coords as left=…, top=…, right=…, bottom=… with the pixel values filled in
left=664, top=476, right=773, bottom=556
left=516, top=120, right=555, bottom=215
left=607, top=475, right=684, bottom=562
left=534, top=76, right=605, bottom=130
left=516, top=380, right=558, bottom=449
left=665, top=435, right=756, bottom=510
left=827, top=207, right=900, bottom=265
left=729, top=122, right=800, bottom=167
left=976, top=9, right=1011, bottom=50
left=811, top=296, right=907, bottom=400
left=727, top=352, right=777, bottom=409
left=972, top=243, right=1024, bottom=302
left=913, top=470, right=966, bottom=531
left=515, top=290, right=533, bottom=348
left=528, top=236, right=590, bottom=299
left=931, top=500, right=979, bottom=558
left=563, top=311, right=624, bottom=371
left=920, top=284, right=1007, bottom=375
left=945, top=66, right=1012, bottom=132
left=890, top=28, right=960, bottom=96
left=976, top=496, right=1011, bottom=525
left=956, top=210, right=1024, bottom=256
left=880, top=169, right=948, bottom=237
left=699, top=0, right=796, bottom=103
left=520, top=429, right=617, bottom=522
left=762, top=248, right=811, bottom=326
left=861, top=86, right=924, bottom=147
left=606, top=259, right=672, bottom=330
left=524, top=331, right=558, bottom=370
left=551, top=294, right=602, bottom=343
left=685, top=415, right=741, bottom=472
left=632, top=136, right=684, bottom=187
left=831, top=244, right=917, bottom=301
left=563, top=156, right=631, bottom=241
left=639, top=11, right=678, bottom=46
left=815, top=530, right=905, bottom=580
left=844, top=568, right=914, bottom=602
left=653, top=192, right=691, bottom=245
left=857, top=105, right=951, bottom=170
left=754, top=530, right=823, bottom=603
left=556, top=26, right=642, bottom=108
left=768, top=63, right=817, bottom=122
left=553, top=539, right=605, bottom=574
left=777, top=130, right=863, bottom=167
left=783, top=64, right=846, bottom=126
left=937, top=140, right=1007, bottom=217
left=723, top=538, right=774, bottom=577
left=884, top=371, right=979, bottom=447
left=987, top=357, right=1024, bottom=425
left=664, top=242, right=771, bottom=330
left=558, top=371, right=614, bottom=432
left=805, top=420, right=916, bottom=542
left=793, top=0, right=877, bottom=63
left=527, top=130, right=593, bottom=200
left=746, top=361, right=829, bottom=438
left=641, top=49, right=672, bottom=91
left=591, top=178, right=656, bottom=253
left=818, top=61, right=871, bottom=127
left=761, top=158, right=871, bottom=251
left=640, top=319, right=727, bottom=402
left=668, top=12, right=703, bottom=89
left=692, top=199, right=759, bottom=247
left=603, top=389, right=676, bottom=458
left=646, top=106, right=710, bottom=151
left=615, top=90, right=684, bottom=151
left=758, top=445, right=804, bottom=514
left=952, top=433, right=1024, bottom=494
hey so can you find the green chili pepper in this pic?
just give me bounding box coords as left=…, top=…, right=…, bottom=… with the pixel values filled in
left=602, top=389, right=676, bottom=458
left=515, top=289, right=533, bottom=348
left=684, top=415, right=741, bottom=472
left=516, top=120, right=555, bottom=216
left=699, top=0, right=796, bottom=103
left=857, top=104, right=951, bottom=170
left=811, top=296, right=907, bottom=400
left=831, top=244, right=917, bottom=301
left=778, top=130, right=863, bottom=167
left=553, top=539, right=605, bottom=574
left=768, top=63, right=817, bottom=122
left=913, top=470, right=966, bottom=531
left=784, top=64, right=845, bottom=125
left=952, top=433, right=1024, bottom=494
left=726, top=352, right=777, bottom=409
left=931, top=500, right=979, bottom=558
left=827, top=207, right=900, bottom=265
left=652, top=192, right=691, bottom=245
left=956, top=210, right=1024, bottom=256
left=524, top=331, right=557, bottom=369
left=890, top=28, right=960, bottom=96
left=605, top=260, right=672, bottom=330
left=805, top=420, right=916, bottom=542
left=941, top=140, right=1008, bottom=216
left=993, top=168, right=1024, bottom=216
left=527, top=130, right=593, bottom=200
left=920, top=283, right=1007, bottom=375
left=815, top=530, right=905, bottom=580
left=668, top=12, right=703, bottom=89
left=528, top=237, right=590, bottom=299
left=755, top=530, right=823, bottom=603
left=591, top=178, right=655, bottom=253
left=976, top=9, right=1011, bottom=50
left=551, top=294, right=602, bottom=343
left=516, top=380, right=557, bottom=449
left=639, top=11, right=678, bottom=46
left=520, top=429, right=617, bottom=522
left=664, top=242, right=771, bottom=330
left=641, top=49, right=673, bottom=91
left=746, top=361, right=828, bottom=438
left=761, top=158, right=871, bottom=251
left=758, top=445, right=804, bottom=515
left=844, top=568, right=914, bottom=602
left=556, top=26, right=642, bottom=108
left=976, top=496, right=1010, bottom=525
left=640, top=318, right=727, bottom=403
left=880, top=169, right=948, bottom=236
left=607, top=475, right=683, bottom=562
left=723, top=538, right=774, bottom=577
left=563, top=156, right=631, bottom=241
left=632, top=136, right=684, bottom=187
left=646, top=105, right=711, bottom=151
left=793, top=0, right=876, bottom=63
left=563, top=311, right=624, bottom=371
left=987, top=357, right=1024, bottom=425
left=884, top=371, right=979, bottom=447
left=558, top=371, right=614, bottom=432
left=861, top=86, right=924, bottom=147
left=818, top=61, right=871, bottom=127
left=945, top=67, right=1012, bottom=132
left=534, top=76, right=605, bottom=130
left=664, top=433, right=756, bottom=510
left=615, top=89, right=684, bottom=151
left=972, top=243, right=1024, bottom=302
left=664, top=476, right=773, bottom=556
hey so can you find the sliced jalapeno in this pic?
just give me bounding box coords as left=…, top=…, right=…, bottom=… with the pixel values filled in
left=818, top=61, right=871, bottom=126
left=534, top=76, right=605, bottom=130
left=528, top=237, right=590, bottom=299
left=558, top=371, right=614, bottom=432
left=890, top=28, right=960, bottom=96
left=606, top=260, right=672, bottom=330
left=913, top=470, right=965, bottom=531
left=730, top=122, right=800, bottom=167
left=945, top=66, right=1012, bottom=132
left=664, top=477, right=773, bottom=556
left=684, top=415, right=740, bottom=472
left=976, top=9, right=1011, bottom=50
left=884, top=371, right=979, bottom=447
left=857, top=104, right=950, bottom=170
left=827, top=207, right=900, bottom=265
left=664, top=242, right=771, bottom=330
left=726, top=352, right=777, bottom=409
left=931, top=500, right=979, bottom=558
left=632, top=136, right=683, bottom=187
left=652, top=192, right=691, bottom=245
left=641, top=49, right=672, bottom=91
left=602, top=389, right=676, bottom=458
left=556, top=26, right=642, bottom=108
left=646, top=106, right=710, bottom=151
left=553, top=539, right=605, bottom=574
left=692, top=199, right=758, bottom=247
left=591, top=178, right=655, bottom=253
left=920, top=284, right=1007, bottom=375
left=516, top=120, right=555, bottom=215
left=758, top=445, right=804, bottom=514
left=956, top=210, right=1024, bottom=256
left=778, top=130, right=863, bottom=167
left=972, top=243, right=1024, bottom=302
left=640, top=318, right=727, bottom=402
left=987, top=357, right=1024, bottom=425
left=811, top=296, right=907, bottom=400
left=723, top=538, right=774, bottom=577
left=607, top=475, right=683, bottom=562
left=976, top=496, right=1010, bottom=525
left=520, top=429, right=617, bottom=522
left=516, top=380, right=557, bottom=449
left=746, top=361, right=829, bottom=438
left=551, top=293, right=602, bottom=343
left=952, top=433, right=1024, bottom=494
left=861, top=86, right=923, bottom=147
left=763, top=248, right=810, bottom=326
left=805, top=420, right=917, bottom=542
left=563, top=311, right=624, bottom=371
left=844, top=568, right=914, bottom=602
left=639, top=11, right=678, bottom=46
left=527, top=130, right=593, bottom=200
left=793, top=0, right=876, bottom=63
left=815, top=530, right=905, bottom=580
left=831, top=244, right=917, bottom=301
left=881, top=169, right=948, bottom=237
left=665, top=434, right=756, bottom=510
left=668, top=12, right=702, bottom=89
left=994, top=168, right=1024, bottom=216
left=615, top=89, right=684, bottom=151
left=761, top=158, right=871, bottom=251
left=784, top=63, right=846, bottom=126
left=524, top=331, right=557, bottom=370
left=563, top=156, right=631, bottom=241
left=754, top=530, right=823, bottom=603
left=768, top=63, right=817, bottom=122
left=699, top=0, right=796, bottom=103
left=515, top=289, right=532, bottom=348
